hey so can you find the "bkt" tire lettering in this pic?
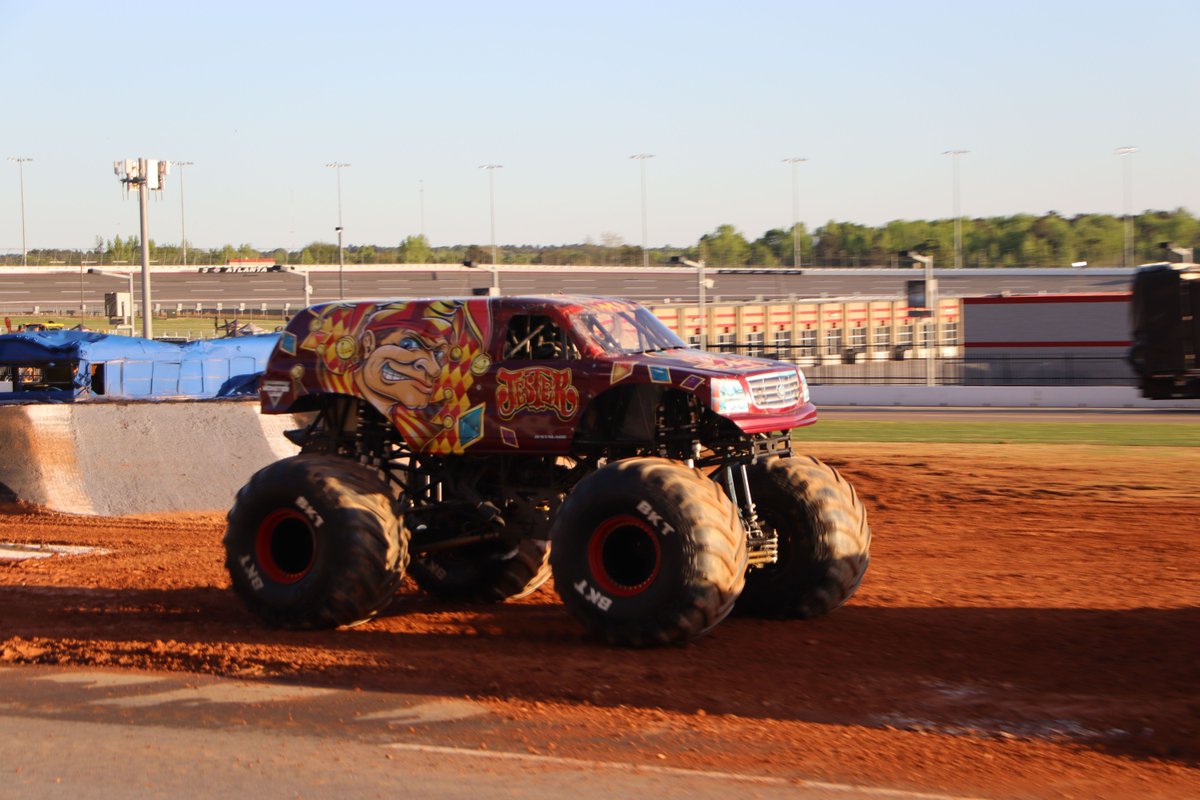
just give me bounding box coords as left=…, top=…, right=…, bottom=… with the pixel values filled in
left=239, top=554, right=265, bottom=591
left=636, top=500, right=674, bottom=535
left=295, top=495, right=324, bottom=528
left=573, top=579, right=612, bottom=611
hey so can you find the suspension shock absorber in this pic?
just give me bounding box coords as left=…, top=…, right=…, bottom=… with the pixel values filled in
left=722, top=461, right=778, bottom=568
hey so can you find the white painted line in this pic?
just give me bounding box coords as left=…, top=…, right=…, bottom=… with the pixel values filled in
left=0, top=547, right=54, bottom=561
left=91, top=682, right=337, bottom=708
left=382, top=743, right=986, bottom=800
left=37, top=672, right=163, bottom=688
left=356, top=699, right=487, bottom=725
left=0, top=543, right=110, bottom=561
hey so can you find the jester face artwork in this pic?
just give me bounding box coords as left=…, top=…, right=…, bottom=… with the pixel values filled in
left=298, top=300, right=492, bottom=454
left=357, top=324, right=449, bottom=409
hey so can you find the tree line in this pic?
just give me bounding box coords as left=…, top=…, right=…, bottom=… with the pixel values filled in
left=3, top=209, right=1196, bottom=269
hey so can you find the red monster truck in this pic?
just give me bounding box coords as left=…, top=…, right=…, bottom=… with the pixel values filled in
left=224, top=296, right=870, bottom=646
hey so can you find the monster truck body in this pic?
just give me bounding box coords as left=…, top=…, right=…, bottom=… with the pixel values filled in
left=226, top=296, right=870, bottom=645
left=1128, top=263, right=1200, bottom=399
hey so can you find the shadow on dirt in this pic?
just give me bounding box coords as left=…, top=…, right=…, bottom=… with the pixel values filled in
left=2, top=583, right=1196, bottom=764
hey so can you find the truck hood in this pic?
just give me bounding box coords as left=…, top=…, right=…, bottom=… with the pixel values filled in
left=623, top=347, right=815, bottom=434
left=631, top=347, right=798, bottom=376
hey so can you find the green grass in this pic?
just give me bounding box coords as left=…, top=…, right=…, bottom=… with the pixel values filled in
left=801, top=420, right=1200, bottom=447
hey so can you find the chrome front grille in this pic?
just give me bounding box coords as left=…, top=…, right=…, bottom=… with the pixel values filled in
left=745, top=369, right=800, bottom=409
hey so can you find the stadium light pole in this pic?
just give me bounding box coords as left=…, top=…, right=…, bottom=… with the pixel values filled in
left=113, top=158, right=166, bottom=339
left=480, top=164, right=502, bottom=292
left=630, top=154, right=654, bottom=268
left=172, top=161, right=193, bottom=267
left=7, top=157, right=32, bottom=267
left=782, top=157, right=807, bottom=267
left=1115, top=146, right=1137, bottom=268
left=942, top=150, right=968, bottom=269
left=326, top=162, right=350, bottom=299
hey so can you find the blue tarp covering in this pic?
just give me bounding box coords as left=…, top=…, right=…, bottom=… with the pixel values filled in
left=0, top=330, right=279, bottom=402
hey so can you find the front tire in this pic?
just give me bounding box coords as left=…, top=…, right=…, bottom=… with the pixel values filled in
left=550, top=457, right=746, bottom=647
left=224, top=454, right=408, bottom=629
left=737, top=455, right=870, bottom=618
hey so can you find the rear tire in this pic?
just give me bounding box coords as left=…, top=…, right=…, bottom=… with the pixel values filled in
left=1141, top=378, right=1174, bottom=400
left=736, top=455, right=870, bottom=618
left=224, top=454, right=408, bottom=629
left=550, top=457, right=746, bottom=647
left=408, top=538, right=552, bottom=602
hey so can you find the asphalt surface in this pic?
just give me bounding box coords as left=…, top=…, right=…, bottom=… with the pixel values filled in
left=2, top=266, right=1133, bottom=316
left=0, top=666, right=976, bottom=800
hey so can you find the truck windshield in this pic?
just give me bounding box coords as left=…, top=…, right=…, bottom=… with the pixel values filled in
left=576, top=306, right=689, bottom=356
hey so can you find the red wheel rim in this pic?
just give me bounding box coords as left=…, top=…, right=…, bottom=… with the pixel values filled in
left=587, top=515, right=661, bottom=597
left=255, top=508, right=316, bottom=584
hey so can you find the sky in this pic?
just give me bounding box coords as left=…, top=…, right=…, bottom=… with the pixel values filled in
left=2, top=0, right=1198, bottom=254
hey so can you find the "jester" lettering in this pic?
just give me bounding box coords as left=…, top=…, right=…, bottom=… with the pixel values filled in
left=496, top=367, right=580, bottom=420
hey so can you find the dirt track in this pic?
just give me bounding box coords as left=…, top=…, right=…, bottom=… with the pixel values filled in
left=1, top=442, right=1197, bottom=799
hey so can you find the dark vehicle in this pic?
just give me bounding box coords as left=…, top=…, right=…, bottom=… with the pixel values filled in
left=1129, top=263, right=1200, bottom=399
left=225, top=296, right=870, bottom=646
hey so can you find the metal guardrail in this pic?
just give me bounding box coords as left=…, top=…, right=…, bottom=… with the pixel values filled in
left=708, top=345, right=1136, bottom=386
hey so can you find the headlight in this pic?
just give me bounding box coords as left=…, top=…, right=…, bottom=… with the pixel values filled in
left=797, top=367, right=810, bottom=404
left=710, top=377, right=750, bottom=415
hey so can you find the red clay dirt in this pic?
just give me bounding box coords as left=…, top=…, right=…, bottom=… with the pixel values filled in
left=1, top=442, right=1197, bottom=799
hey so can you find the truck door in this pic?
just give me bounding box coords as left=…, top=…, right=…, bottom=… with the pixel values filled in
left=482, top=308, right=584, bottom=454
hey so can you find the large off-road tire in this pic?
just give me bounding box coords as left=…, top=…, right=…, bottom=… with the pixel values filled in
left=1141, top=378, right=1174, bottom=400
left=408, top=539, right=552, bottom=603
left=224, top=454, right=408, bottom=630
left=550, top=457, right=747, bottom=647
left=736, top=455, right=870, bottom=618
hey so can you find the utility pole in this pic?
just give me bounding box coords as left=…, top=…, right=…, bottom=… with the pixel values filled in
left=903, top=251, right=938, bottom=387
left=7, top=157, right=32, bottom=267
left=326, top=162, right=351, bottom=299
left=114, top=158, right=168, bottom=339
left=942, top=150, right=968, bottom=269
left=782, top=157, right=807, bottom=267
left=480, top=164, right=503, bottom=292
left=173, top=161, right=193, bottom=266
left=1115, top=146, right=1137, bottom=267
left=672, top=258, right=710, bottom=349
left=630, top=154, right=654, bottom=268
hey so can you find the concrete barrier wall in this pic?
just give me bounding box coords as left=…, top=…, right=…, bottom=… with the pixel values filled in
left=810, top=384, right=1200, bottom=410
left=0, top=401, right=307, bottom=516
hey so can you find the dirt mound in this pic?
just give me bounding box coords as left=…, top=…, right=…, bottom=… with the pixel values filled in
left=1, top=443, right=1197, bottom=798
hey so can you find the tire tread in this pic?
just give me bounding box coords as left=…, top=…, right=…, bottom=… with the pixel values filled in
left=223, top=454, right=408, bottom=630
